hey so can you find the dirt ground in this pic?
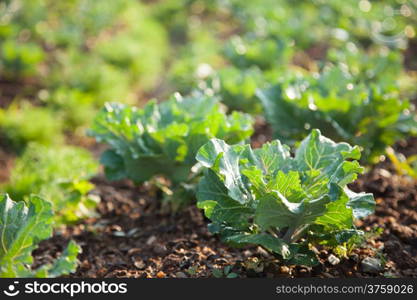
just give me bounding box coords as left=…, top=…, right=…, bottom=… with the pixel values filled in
left=30, top=129, right=417, bottom=278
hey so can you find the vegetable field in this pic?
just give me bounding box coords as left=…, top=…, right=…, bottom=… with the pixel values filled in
left=0, top=0, right=416, bottom=278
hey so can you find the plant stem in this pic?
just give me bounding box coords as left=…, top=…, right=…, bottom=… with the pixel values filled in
left=283, top=227, right=296, bottom=244
left=291, top=225, right=309, bottom=243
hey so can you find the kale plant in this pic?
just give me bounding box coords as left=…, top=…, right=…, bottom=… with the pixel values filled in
left=196, top=129, right=375, bottom=265
left=89, top=92, right=253, bottom=210
left=0, top=194, right=80, bottom=278
left=258, top=67, right=417, bottom=162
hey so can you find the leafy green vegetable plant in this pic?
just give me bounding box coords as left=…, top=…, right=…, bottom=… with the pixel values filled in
left=0, top=103, right=64, bottom=153
left=386, top=147, right=417, bottom=180
left=94, top=1, right=169, bottom=93
left=3, top=143, right=99, bottom=224
left=196, top=129, right=375, bottom=266
left=0, top=40, right=45, bottom=79
left=227, top=0, right=415, bottom=50
left=89, top=92, right=253, bottom=210
left=0, top=194, right=80, bottom=278
left=211, top=66, right=265, bottom=114
left=326, top=46, right=404, bottom=87
left=258, top=67, right=417, bottom=162
left=224, top=35, right=292, bottom=71
left=46, top=88, right=98, bottom=133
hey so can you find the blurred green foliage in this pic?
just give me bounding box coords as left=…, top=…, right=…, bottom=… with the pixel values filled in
left=258, top=66, right=417, bottom=161
left=0, top=0, right=169, bottom=134
left=3, top=143, right=99, bottom=224
left=0, top=103, right=64, bottom=152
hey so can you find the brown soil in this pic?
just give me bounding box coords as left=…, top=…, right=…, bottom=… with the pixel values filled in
left=34, top=178, right=249, bottom=278
left=351, top=167, right=417, bottom=277
left=4, top=105, right=415, bottom=278
left=32, top=155, right=417, bottom=278
left=0, top=78, right=41, bottom=109
left=250, top=116, right=273, bottom=149
left=404, top=38, right=417, bottom=71
left=0, top=148, right=14, bottom=183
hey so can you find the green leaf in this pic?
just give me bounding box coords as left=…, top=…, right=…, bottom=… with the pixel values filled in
left=266, top=171, right=305, bottom=202
left=286, top=244, right=319, bottom=267
left=315, top=185, right=353, bottom=230
left=196, top=139, right=251, bottom=204
left=255, top=191, right=330, bottom=234
left=212, top=268, right=223, bottom=278
left=100, top=149, right=126, bottom=181
left=246, top=140, right=292, bottom=175
left=0, top=194, right=53, bottom=268
left=224, top=233, right=291, bottom=259
left=345, top=188, right=375, bottom=219
left=197, top=170, right=254, bottom=230
left=310, top=229, right=364, bottom=247
left=47, top=240, right=81, bottom=278
left=215, top=66, right=264, bottom=114
left=295, top=129, right=361, bottom=180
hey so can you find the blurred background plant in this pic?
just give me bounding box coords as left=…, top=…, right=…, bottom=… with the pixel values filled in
left=2, top=143, right=99, bottom=225
left=386, top=146, right=417, bottom=179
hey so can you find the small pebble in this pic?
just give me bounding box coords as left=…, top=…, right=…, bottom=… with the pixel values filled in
left=328, top=254, right=341, bottom=266
left=361, top=257, right=383, bottom=274
left=257, top=247, right=270, bottom=258
left=146, top=235, right=157, bottom=245
left=175, top=272, right=188, bottom=278
left=133, top=258, right=146, bottom=270
left=156, top=271, right=166, bottom=278
left=377, top=169, right=391, bottom=178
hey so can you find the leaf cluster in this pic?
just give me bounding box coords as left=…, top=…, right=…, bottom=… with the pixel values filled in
left=0, top=194, right=80, bottom=278
left=258, top=66, right=417, bottom=161
left=89, top=93, right=253, bottom=185
left=196, top=129, right=374, bottom=265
